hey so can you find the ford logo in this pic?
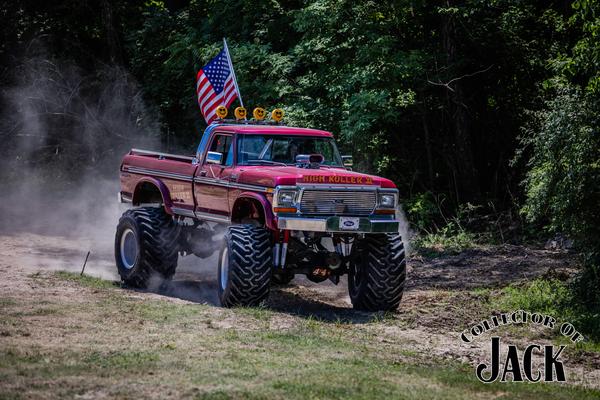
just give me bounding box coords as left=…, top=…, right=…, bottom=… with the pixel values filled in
left=343, top=220, right=355, bottom=227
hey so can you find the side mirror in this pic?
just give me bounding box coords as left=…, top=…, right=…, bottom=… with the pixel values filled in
left=342, top=155, right=353, bottom=168
left=206, top=151, right=223, bottom=165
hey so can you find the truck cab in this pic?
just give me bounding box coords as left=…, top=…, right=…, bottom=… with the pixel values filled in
left=192, top=124, right=399, bottom=233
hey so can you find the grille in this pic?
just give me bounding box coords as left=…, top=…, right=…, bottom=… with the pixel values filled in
left=299, top=190, right=376, bottom=215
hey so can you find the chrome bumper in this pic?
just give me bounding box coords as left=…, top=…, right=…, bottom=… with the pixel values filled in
left=276, top=216, right=399, bottom=233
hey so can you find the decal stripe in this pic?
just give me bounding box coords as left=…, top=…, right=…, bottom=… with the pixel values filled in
left=124, top=166, right=194, bottom=182
left=122, top=166, right=271, bottom=192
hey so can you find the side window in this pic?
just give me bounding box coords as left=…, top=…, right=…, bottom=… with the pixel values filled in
left=208, top=134, right=233, bottom=166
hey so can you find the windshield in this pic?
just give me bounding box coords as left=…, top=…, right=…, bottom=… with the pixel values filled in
left=236, top=134, right=343, bottom=166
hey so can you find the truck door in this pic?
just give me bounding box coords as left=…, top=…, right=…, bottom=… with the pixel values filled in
left=194, top=132, right=234, bottom=221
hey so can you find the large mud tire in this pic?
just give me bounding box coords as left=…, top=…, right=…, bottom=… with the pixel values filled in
left=218, top=225, right=272, bottom=307
left=114, top=207, right=180, bottom=288
left=348, top=234, right=406, bottom=311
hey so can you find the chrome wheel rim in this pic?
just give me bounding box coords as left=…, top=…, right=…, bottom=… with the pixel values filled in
left=120, top=228, right=138, bottom=270
left=220, top=247, right=229, bottom=291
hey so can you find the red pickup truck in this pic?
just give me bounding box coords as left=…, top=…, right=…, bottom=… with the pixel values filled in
left=115, top=122, right=406, bottom=310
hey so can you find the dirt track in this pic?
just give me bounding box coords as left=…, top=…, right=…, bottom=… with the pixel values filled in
left=1, top=229, right=599, bottom=395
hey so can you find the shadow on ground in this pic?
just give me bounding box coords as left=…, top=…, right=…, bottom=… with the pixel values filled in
left=149, top=269, right=377, bottom=324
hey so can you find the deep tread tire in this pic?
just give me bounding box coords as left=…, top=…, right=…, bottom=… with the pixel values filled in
left=218, top=225, right=272, bottom=307
left=348, top=234, right=406, bottom=311
left=114, top=207, right=180, bottom=288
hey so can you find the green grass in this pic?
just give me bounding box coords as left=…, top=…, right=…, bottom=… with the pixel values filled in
left=1, top=271, right=599, bottom=399
left=121, top=297, right=206, bottom=322
left=2, top=331, right=599, bottom=400
left=235, top=305, right=275, bottom=321
left=0, top=298, right=17, bottom=308
left=83, top=350, right=160, bottom=370
left=494, top=279, right=570, bottom=316
left=53, top=271, right=119, bottom=289
left=486, top=278, right=600, bottom=347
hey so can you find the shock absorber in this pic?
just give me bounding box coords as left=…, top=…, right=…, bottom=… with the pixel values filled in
left=273, top=230, right=280, bottom=267
left=273, top=230, right=290, bottom=268
left=333, top=235, right=343, bottom=256
left=281, top=230, right=290, bottom=267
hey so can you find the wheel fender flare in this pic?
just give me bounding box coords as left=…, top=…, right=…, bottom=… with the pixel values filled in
left=132, top=177, right=174, bottom=215
left=232, top=192, right=276, bottom=230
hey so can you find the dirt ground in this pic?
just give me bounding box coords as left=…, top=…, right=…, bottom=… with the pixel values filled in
left=1, top=229, right=599, bottom=397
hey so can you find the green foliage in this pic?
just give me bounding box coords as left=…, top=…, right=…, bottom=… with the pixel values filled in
left=413, top=225, right=477, bottom=257
left=522, top=85, right=600, bottom=251
left=518, top=2, right=600, bottom=325
left=494, top=278, right=600, bottom=342
left=405, top=192, right=439, bottom=232
left=520, top=82, right=600, bottom=318
left=410, top=198, right=478, bottom=256
left=116, top=0, right=571, bottom=205
left=497, top=279, right=571, bottom=317
left=2, top=0, right=582, bottom=209
left=565, top=0, right=600, bottom=94
left=407, top=194, right=511, bottom=256
left=1, top=0, right=591, bottom=205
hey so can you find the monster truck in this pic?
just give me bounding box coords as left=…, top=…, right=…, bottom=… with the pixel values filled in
left=115, top=120, right=406, bottom=310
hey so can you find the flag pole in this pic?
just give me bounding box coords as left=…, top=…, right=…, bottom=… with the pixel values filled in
left=223, top=38, right=244, bottom=108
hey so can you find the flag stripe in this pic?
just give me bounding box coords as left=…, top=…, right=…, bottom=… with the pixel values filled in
left=197, top=79, right=211, bottom=100
left=196, top=74, right=208, bottom=93
left=223, top=79, right=234, bottom=96
left=204, top=96, right=225, bottom=119
left=203, top=95, right=222, bottom=116
left=222, top=78, right=236, bottom=107
left=195, top=49, right=239, bottom=124
left=202, top=90, right=221, bottom=110
left=200, top=91, right=218, bottom=113
left=224, top=89, right=236, bottom=106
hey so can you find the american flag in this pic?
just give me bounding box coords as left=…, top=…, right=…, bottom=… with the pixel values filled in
left=196, top=49, right=238, bottom=124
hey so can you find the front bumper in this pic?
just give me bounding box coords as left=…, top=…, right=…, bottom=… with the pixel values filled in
left=276, top=216, right=399, bottom=233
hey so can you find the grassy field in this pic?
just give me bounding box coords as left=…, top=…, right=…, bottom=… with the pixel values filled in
left=1, top=270, right=599, bottom=400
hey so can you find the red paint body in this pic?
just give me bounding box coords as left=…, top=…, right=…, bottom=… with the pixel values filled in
left=119, top=124, right=396, bottom=230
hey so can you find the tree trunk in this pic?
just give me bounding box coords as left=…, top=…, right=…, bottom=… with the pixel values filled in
left=421, top=102, right=435, bottom=189
left=101, top=0, right=122, bottom=64
left=442, top=6, right=479, bottom=203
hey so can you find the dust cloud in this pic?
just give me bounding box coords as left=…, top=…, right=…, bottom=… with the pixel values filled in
left=396, top=205, right=413, bottom=255
left=0, top=54, right=160, bottom=279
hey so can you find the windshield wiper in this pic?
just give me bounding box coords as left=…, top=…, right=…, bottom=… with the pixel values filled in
left=257, top=138, right=273, bottom=160
left=246, top=159, right=288, bottom=166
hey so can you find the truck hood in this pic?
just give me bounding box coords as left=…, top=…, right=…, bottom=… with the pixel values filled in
left=236, top=166, right=396, bottom=189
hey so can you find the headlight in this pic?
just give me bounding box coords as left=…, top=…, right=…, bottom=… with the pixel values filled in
left=277, top=190, right=297, bottom=205
left=378, top=193, right=396, bottom=208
